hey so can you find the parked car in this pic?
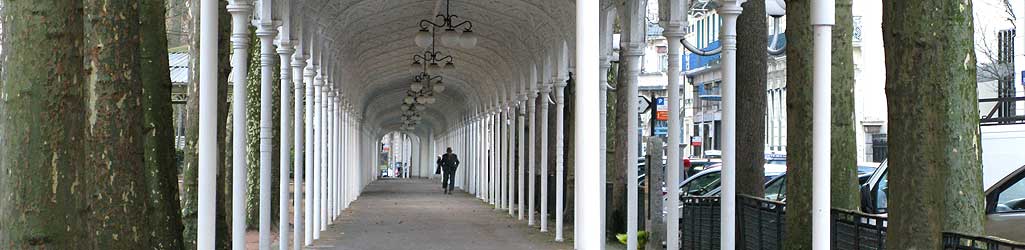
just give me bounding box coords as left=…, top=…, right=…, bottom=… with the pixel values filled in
left=701, top=164, right=788, bottom=199
left=861, top=161, right=1025, bottom=242
left=676, top=164, right=787, bottom=198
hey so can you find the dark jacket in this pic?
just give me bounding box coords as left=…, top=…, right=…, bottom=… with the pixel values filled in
left=441, top=153, right=460, bottom=173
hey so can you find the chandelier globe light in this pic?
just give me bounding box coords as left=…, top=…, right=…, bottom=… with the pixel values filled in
left=415, top=30, right=433, bottom=48
left=410, top=61, right=423, bottom=74
left=433, top=81, right=446, bottom=93
left=460, top=30, right=478, bottom=48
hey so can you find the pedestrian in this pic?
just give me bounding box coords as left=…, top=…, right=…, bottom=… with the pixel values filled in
left=440, top=147, right=460, bottom=194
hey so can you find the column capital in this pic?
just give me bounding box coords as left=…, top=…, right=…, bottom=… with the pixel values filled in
left=540, top=83, right=553, bottom=94
left=276, top=42, right=295, bottom=55
left=621, top=42, right=646, bottom=57
left=226, top=1, right=253, bottom=15
left=660, top=22, right=687, bottom=38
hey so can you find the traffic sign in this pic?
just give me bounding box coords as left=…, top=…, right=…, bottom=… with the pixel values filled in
left=638, top=96, right=652, bottom=114
left=655, top=97, right=668, bottom=121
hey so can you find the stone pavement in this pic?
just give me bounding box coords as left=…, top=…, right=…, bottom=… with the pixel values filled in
left=307, top=178, right=576, bottom=250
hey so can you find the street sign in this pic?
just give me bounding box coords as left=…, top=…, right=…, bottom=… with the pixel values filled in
left=654, top=127, right=668, bottom=135
left=638, top=96, right=652, bottom=114
left=655, top=97, right=668, bottom=121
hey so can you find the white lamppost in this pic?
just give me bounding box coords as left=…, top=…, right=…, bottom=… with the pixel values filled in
left=811, top=0, right=834, bottom=248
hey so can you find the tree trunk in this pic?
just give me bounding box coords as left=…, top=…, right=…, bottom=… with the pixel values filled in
left=182, top=1, right=232, bottom=248
left=82, top=0, right=149, bottom=247
left=736, top=0, right=767, bottom=198
left=783, top=0, right=813, bottom=248
left=882, top=1, right=985, bottom=248
left=611, top=59, right=629, bottom=234
left=140, top=0, right=185, bottom=248
left=830, top=0, right=860, bottom=210
left=0, top=1, right=88, bottom=248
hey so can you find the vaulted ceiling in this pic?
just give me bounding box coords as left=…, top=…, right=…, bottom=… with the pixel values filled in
left=294, top=0, right=578, bottom=138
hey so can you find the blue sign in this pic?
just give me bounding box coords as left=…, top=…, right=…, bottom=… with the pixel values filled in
left=654, top=127, right=668, bottom=135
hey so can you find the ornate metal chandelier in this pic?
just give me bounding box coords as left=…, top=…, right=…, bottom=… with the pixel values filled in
left=410, top=27, right=455, bottom=74
left=415, top=0, right=478, bottom=48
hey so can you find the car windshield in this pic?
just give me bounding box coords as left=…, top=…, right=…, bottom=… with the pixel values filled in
left=995, top=175, right=1025, bottom=212
left=858, top=166, right=877, bottom=175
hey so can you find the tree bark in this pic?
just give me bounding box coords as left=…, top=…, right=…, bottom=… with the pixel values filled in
left=882, top=1, right=985, bottom=248
left=736, top=0, right=767, bottom=198
left=831, top=0, right=860, bottom=210
left=783, top=0, right=813, bottom=248
left=82, top=0, right=149, bottom=247
left=182, top=0, right=232, bottom=248
left=0, top=1, right=88, bottom=248
left=140, top=0, right=185, bottom=248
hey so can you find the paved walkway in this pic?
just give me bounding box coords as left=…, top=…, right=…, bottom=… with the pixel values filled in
left=308, top=178, right=575, bottom=250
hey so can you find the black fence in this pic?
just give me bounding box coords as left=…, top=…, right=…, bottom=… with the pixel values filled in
left=943, top=233, right=1025, bottom=250
left=677, top=196, right=1024, bottom=249
left=831, top=209, right=887, bottom=250
left=738, top=195, right=785, bottom=250
left=680, top=196, right=720, bottom=250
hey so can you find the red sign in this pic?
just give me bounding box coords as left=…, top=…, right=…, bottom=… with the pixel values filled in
left=656, top=111, right=669, bottom=121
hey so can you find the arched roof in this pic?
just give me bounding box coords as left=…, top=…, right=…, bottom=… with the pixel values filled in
left=295, top=0, right=578, bottom=134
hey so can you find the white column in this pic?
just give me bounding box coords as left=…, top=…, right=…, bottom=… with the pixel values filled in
left=811, top=0, right=834, bottom=248
left=256, top=16, right=277, bottom=250
left=276, top=25, right=294, bottom=250
left=226, top=2, right=252, bottom=249
left=320, top=86, right=330, bottom=230
left=492, top=111, right=500, bottom=204
left=554, top=77, right=566, bottom=241
left=198, top=0, right=219, bottom=248
left=505, top=105, right=513, bottom=214
left=302, top=47, right=316, bottom=245
left=598, top=60, right=609, bottom=250
left=576, top=0, right=601, bottom=247
left=493, top=111, right=500, bottom=209
left=517, top=100, right=526, bottom=220
left=324, top=94, right=333, bottom=223
left=539, top=85, right=550, bottom=232
left=527, top=90, right=537, bottom=226
left=312, top=68, right=323, bottom=240
left=291, top=38, right=306, bottom=250
left=622, top=1, right=645, bottom=248
left=663, top=25, right=683, bottom=250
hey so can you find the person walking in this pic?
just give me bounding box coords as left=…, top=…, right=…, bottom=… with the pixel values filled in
left=440, top=147, right=460, bottom=194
